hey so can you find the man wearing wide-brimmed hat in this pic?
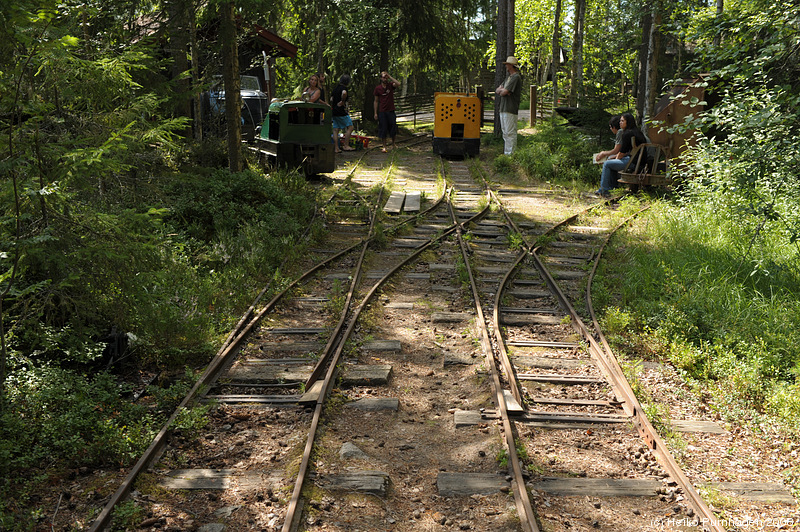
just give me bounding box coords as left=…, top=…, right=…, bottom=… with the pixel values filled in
left=495, top=56, right=523, bottom=155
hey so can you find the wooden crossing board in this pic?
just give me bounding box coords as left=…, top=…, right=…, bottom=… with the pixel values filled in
left=404, top=191, right=421, bottom=212
left=700, top=482, right=795, bottom=503
left=384, top=191, right=406, bottom=214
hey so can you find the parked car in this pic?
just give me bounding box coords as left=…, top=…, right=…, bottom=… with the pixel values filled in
left=206, top=75, right=270, bottom=141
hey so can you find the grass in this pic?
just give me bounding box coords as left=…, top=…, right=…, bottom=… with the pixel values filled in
left=599, top=196, right=800, bottom=436
left=486, top=120, right=600, bottom=192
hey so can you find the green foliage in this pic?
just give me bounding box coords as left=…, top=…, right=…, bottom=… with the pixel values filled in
left=111, top=499, right=144, bottom=532
left=172, top=404, right=212, bottom=439
left=600, top=307, right=634, bottom=336
left=506, top=231, right=525, bottom=251
left=507, top=122, right=598, bottom=188
left=493, top=154, right=513, bottom=175
left=603, top=199, right=800, bottom=432
left=455, top=255, right=470, bottom=287
left=0, top=367, right=156, bottom=472
left=514, top=0, right=638, bottom=107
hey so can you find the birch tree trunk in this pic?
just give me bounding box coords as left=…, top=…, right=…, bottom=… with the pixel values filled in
left=551, top=0, right=562, bottom=112
left=570, top=0, right=586, bottom=107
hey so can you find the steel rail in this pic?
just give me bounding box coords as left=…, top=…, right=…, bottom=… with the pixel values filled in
left=91, top=156, right=419, bottom=529
left=219, top=163, right=363, bottom=353
left=304, top=186, right=448, bottom=388
left=464, top=166, right=717, bottom=529
left=281, top=181, right=386, bottom=532
left=283, top=210, right=463, bottom=531
left=449, top=194, right=540, bottom=532
left=526, top=213, right=723, bottom=532
left=283, top=162, right=484, bottom=530
left=584, top=206, right=724, bottom=532
left=483, top=186, right=606, bottom=409
left=87, top=235, right=368, bottom=530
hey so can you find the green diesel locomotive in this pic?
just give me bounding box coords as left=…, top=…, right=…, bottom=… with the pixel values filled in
left=256, top=100, right=335, bottom=176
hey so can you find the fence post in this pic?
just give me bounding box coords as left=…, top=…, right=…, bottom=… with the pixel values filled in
left=477, top=86, right=484, bottom=127
left=530, top=85, right=537, bottom=127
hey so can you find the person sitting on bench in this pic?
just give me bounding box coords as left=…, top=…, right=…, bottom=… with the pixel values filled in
left=595, top=112, right=647, bottom=196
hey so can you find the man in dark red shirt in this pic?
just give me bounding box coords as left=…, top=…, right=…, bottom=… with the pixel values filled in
left=373, top=71, right=400, bottom=152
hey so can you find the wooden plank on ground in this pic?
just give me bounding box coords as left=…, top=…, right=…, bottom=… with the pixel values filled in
left=225, top=362, right=312, bottom=384
left=671, top=420, right=727, bottom=434
left=532, top=477, right=660, bottom=497
left=404, top=191, right=421, bottom=212
left=384, top=191, right=406, bottom=214
left=700, top=482, right=795, bottom=503
left=503, top=389, right=524, bottom=414
left=161, top=469, right=281, bottom=490
left=437, top=473, right=509, bottom=497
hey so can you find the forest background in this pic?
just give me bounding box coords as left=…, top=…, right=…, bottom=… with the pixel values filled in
left=2, top=0, right=800, bottom=529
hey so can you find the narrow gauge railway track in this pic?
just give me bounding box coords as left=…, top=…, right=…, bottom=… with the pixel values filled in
left=88, top=139, right=726, bottom=532
left=459, top=169, right=724, bottom=531
left=88, top=141, right=484, bottom=531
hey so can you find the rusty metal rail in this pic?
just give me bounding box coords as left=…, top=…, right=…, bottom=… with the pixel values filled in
left=472, top=164, right=722, bottom=530
left=89, top=146, right=434, bottom=531
left=583, top=206, right=725, bottom=532
left=449, top=194, right=540, bottom=532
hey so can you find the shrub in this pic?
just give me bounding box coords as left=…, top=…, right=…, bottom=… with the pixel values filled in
left=0, top=366, right=156, bottom=471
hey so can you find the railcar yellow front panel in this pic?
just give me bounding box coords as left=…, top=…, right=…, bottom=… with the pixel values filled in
left=434, top=93, right=481, bottom=140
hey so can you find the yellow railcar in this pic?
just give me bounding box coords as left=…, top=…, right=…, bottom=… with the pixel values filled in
left=433, top=92, right=482, bottom=157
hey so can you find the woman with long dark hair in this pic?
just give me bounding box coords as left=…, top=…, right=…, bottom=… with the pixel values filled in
left=596, top=112, right=647, bottom=196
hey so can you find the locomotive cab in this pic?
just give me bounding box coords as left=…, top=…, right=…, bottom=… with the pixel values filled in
left=433, top=92, right=482, bottom=157
left=257, top=100, right=334, bottom=175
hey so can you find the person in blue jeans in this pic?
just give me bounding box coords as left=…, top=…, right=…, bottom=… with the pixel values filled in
left=596, top=112, right=647, bottom=196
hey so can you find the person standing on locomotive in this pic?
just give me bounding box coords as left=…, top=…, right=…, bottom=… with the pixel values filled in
left=495, top=56, right=523, bottom=155
left=373, top=71, right=401, bottom=152
left=331, top=74, right=355, bottom=153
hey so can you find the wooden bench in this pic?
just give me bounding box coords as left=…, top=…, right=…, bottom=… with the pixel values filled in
left=617, top=142, right=672, bottom=189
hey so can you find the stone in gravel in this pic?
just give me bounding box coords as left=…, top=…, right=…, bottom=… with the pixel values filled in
left=346, top=397, right=399, bottom=412
left=213, top=506, right=240, bottom=519
left=340, top=442, right=370, bottom=460
left=444, top=352, right=477, bottom=366
left=432, top=312, right=472, bottom=323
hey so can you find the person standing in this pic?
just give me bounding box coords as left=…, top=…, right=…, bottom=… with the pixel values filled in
left=331, top=74, right=355, bottom=152
left=373, top=71, right=400, bottom=152
left=495, top=56, right=523, bottom=155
